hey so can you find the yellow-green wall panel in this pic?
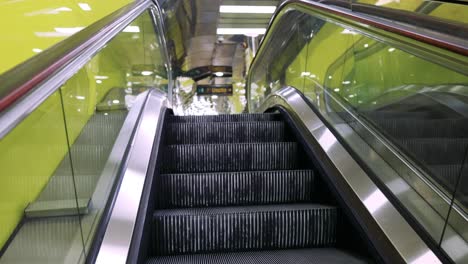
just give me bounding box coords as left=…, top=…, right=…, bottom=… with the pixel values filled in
left=0, top=0, right=133, bottom=75
left=0, top=92, right=70, bottom=248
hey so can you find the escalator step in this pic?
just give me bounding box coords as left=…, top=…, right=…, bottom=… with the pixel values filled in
left=427, top=165, right=468, bottom=201
left=166, top=121, right=287, bottom=144
left=55, top=145, right=112, bottom=175
left=153, top=204, right=337, bottom=255
left=168, top=113, right=281, bottom=123
left=162, top=143, right=299, bottom=173
left=428, top=164, right=462, bottom=191
left=36, top=174, right=99, bottom=201
left=371, top=118, right=468, bottom=138
left=147, top=248, right=368, bottom=264
left=156, top=170, right=314, bottom=208
left=72, top=112, right=127, bottom=146
left=397, top=138, right=468, bottom=164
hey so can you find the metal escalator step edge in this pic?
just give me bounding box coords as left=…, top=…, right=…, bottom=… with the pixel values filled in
left=168, top=113, right=282, bottom=123
left=25, top=198, right=90, bottom=218
left=156, top=170, right=315, bottom=208
left=152, top=204, right=338, bottom=255
left=146, top=248, right=368, bottom=264
left=166, top=121, right=286, bottom=144
left=162, top=142, right=299, bottom=173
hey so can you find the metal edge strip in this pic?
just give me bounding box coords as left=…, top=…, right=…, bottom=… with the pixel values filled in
left=0, top=0, right=153, bottom=140
left=94, top=89, right=168, bottom=264
left=258, top=86, right=441, bottom=264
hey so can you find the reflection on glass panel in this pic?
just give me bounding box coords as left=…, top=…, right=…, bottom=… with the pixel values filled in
left=0, top=92, right=85, bottom=263
left=248, top=7, right=468, bottom=261
left=61, top=9, right=167, bottom=254
left=0, top=8, right=167, bottom=264
left=355, top=0, right=423, bottom=11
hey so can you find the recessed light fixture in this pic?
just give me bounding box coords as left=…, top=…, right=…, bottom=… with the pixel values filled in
left=220, top=5, right=276, bottom=14
left=54, top=27, right=85, bottom=34
left=217, top=28, right=266, bottom=35
left=141, top=71, right=153, bottom=76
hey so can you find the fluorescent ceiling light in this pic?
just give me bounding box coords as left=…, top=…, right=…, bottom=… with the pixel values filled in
left=25, top=7, right=72, bottom=16
left=341, top=29, right=357, bottom=35
left=55, top=27, right=85, bottom=34
left=220, top=5, right=276, bottom=13
left=217, top=28, right=266, bottom=35
left=141, top=71, right=153, bottom=76
left=78, top=3, right=91, bottom=11
left=36, top=27, right=84, bottom=37
left=123, top=26, right=140, bottom=33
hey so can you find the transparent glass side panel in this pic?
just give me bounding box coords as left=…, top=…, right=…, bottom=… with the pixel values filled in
left=355, top=0, right=468, bottom=25
left=60, top=9, right=168, bottom=254
left=0, top=91, right=85, bottom=263
left=0, top=8, right=168, bottom=264
left=250, top=11, right=310, bottom=110
left=249, top=8, right=468, bottom=255
left=441, top=156, right=468, bottom=263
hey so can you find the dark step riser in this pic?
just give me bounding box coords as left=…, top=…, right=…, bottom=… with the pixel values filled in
left=166, top=122, right=286, bottom=144
left=153, top=208, right=338, bottom=255
left=162, top=143, right=299, bottom=173
left=168, top=114, right=281, bottom=123
left=156, top=171, right=314, bottom=208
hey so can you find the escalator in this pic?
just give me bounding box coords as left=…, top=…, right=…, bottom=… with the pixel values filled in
left=363, top=93, right=468, bottom=206
left=0, top=0, right=466, bottom=263
left=139, top=113, right=370, bottom=263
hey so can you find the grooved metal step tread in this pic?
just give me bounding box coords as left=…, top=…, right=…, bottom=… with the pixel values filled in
left=428, top=164, right=468, bottom=197
left=162, top=143, right=300, bottom=173
left=36, top=174, right=100, bottom=201
left=166, top=121, right=287, bottom=144
left=168, top=113, right=281, bottom=123
left=397, top=138, right=468, bottom=164
left=156, top=170, right=315, bottom=208
left=372, top=118, right=468, bottom=138
left=153, top=204, right=338, bottom=255
left=147, top=248, right=368, bottom=264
